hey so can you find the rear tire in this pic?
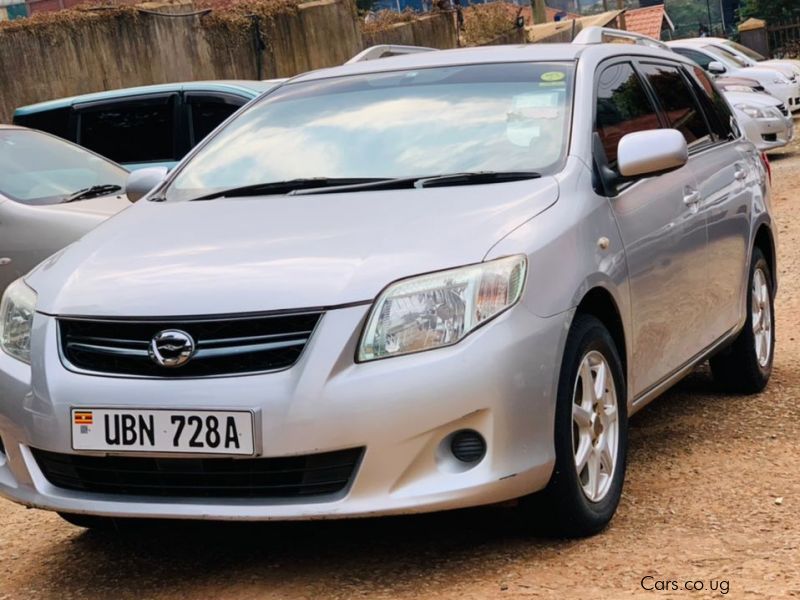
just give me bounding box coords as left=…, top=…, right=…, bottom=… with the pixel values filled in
left=520, top=314, right=628, bottom=538
left=710, top=247, right=774, bottom=393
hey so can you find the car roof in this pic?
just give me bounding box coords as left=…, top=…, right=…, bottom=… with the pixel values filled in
left=14, top=79, right=285, bottom=116
left=291, top=42, right=692, bottom=83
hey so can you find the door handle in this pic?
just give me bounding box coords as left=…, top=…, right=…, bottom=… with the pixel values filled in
left=0, top=258, right=11, bottom=266
left=683, top=188, right=701, bottom=206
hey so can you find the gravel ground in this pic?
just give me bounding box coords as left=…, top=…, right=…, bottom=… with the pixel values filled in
left=2, top=142, right=800, bottom=600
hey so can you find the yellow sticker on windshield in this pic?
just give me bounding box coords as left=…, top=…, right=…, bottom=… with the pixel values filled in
left=541, top=71, right=566, bottom=82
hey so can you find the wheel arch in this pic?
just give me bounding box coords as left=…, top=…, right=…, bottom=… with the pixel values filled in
left=574, top=287, right=627, bottom=378
left=753, top=223, right=777, bottom=294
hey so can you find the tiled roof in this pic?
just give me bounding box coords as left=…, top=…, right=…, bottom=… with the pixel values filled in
left=624, top=4, right=673, bottom=40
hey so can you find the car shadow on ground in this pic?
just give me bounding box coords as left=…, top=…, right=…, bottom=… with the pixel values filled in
left=35, top=366, right=756, bottom=597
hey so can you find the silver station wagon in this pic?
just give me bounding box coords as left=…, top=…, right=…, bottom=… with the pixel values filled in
left=0, top=29, right=776, bottom=537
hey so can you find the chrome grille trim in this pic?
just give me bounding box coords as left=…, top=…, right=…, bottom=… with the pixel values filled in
left=58, top=311, right=323, bottom=378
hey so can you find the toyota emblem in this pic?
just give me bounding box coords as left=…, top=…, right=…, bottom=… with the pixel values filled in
left=149, top=329, right=195, bottom=368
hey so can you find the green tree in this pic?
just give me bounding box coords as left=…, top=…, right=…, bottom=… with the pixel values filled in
left=739, top=0, right=800, bottom=22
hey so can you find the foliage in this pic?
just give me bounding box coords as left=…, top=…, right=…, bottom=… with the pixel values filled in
left=739, top=0, right=800, bottom=23
left=461, top=1, right=517, bottom=46
left=666, top=0, right=724, bottom=38
left=361, top=8, right=422, bottom=34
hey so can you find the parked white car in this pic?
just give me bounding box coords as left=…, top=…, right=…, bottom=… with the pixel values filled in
left=697, top=37, right=800, bottom=78
left=667, top=40, right=800, bottom=112
left=725, top=90, right=794, bottom=151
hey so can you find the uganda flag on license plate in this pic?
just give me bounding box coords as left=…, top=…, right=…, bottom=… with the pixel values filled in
left=74, top=411, right=93, bottom=425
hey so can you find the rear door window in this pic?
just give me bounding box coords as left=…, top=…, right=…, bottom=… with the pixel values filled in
left=594, top=62, right=661, bottom=167
left=186, top=93, right=247, bottom=147
left=684, top=65, right=738, bottom=141
left=638, top=63, right=713, bottom=150
left=77, top=94, right=177, bottom=164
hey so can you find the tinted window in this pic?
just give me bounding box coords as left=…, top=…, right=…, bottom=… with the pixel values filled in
left=78, top=95, right=176, bottom=164
left=704, top=45, right=748, bottom=68
left=640, top=63, right=712, bottom=149
left=595, top=62, right=660, bottom=166
left=167, top=63, right=575, bottom=202
left=672, top=48, right=713, bottom=70
left=188, top=95, right=245, bottom=146
left=0, top=129, right=127, bottom=205
left=685, top=66, right=736, bottom=141
left=13, top=107, right=73, bottom=141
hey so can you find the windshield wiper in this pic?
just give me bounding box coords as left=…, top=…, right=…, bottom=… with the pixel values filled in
left=295, top=171, right=543, bottom=196
left=414, top=171, right=542, bottom=188
left=189, top=178, right=390, bottom=201
left=189, top=172, right=543, bottom=201
left=63, top=184, right=123, bottom=203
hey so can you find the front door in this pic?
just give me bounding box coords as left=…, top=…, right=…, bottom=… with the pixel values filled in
left=594, top=60, right=709, bottom=398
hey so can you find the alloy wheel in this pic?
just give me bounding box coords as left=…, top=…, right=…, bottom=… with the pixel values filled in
left=752, top=267, right=772, bottom=368
left=572, top=350, right=619, bottom=503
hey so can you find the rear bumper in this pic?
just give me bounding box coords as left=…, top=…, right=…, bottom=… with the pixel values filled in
left=0, top=304, right=570, bottom=521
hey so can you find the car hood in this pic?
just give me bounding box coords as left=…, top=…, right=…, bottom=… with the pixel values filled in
left=42, top=194, right=132, bottom=218
left=735, top=66, right=792, bottom=83
left=28, top=179, right=559, bottom=317
left=724, top=90, right=782, bottom=108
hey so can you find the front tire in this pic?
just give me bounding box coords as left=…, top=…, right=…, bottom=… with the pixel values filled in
left=710, top=247, right=774, bottom=393
left=520, top=314, right=628, bottom=538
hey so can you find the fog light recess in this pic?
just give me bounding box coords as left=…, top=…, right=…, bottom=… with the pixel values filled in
left=450, top=429, right=486, bottom=464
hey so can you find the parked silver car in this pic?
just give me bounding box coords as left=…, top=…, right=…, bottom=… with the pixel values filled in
left=0, top=30, right=776, bottom=537
left=0, top=125, right=132, bottom=294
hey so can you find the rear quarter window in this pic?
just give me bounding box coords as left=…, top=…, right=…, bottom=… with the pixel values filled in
left=13, top=107, right=73, bottom=141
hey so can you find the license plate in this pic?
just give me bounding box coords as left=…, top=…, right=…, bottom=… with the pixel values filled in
left=71, top=409, right=255, bottom=455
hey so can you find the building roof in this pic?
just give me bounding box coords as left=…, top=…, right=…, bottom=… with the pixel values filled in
left=624, top=4, right=674, bottom=40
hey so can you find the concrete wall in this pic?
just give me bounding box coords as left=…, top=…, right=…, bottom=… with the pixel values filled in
left=0, top=0, right=363, bottom=123
left=362, top=12, right=457, bottom=49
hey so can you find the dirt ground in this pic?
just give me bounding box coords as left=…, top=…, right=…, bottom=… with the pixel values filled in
left=2, top=142, right=800, bottom=600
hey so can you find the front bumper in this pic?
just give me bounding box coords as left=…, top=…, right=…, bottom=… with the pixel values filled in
left=741, top=113, right=795, bottom=151
left=0, top=304, right=569, bottom=520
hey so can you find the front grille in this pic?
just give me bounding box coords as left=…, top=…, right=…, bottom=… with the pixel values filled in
left=777, top=103, right=789, bottom=117
left=33, top=447, right=363, bottom=499
left=59, top=312, right=323, bottom=377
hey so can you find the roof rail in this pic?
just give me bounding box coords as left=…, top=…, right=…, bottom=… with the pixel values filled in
left=346, top=44, right=437, bottom=64
left=572, top=26, right=669, bottom=50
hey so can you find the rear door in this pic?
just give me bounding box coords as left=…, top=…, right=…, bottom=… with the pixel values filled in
left=594, top=60, right=708, bottom=398
left=75, top=93, right=180, bottom=169
left=683, top=65, right=754, bottom=343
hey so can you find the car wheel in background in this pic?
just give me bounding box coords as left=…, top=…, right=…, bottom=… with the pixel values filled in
left=520, top=314, right=628, bottom=538
left=710, top=247, right=775, bottom=393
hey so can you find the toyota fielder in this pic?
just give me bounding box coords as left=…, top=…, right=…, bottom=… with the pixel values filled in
left=0, top=30, right=776, bottom=537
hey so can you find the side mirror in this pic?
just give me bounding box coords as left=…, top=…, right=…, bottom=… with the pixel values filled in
left=707, top=61, right=727, bottom=75
left=125, top=167, right=168, bottom=202
left=617, top=129, right=688, bottom=178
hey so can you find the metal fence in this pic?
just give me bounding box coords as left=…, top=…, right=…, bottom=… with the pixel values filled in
left=768, top=17, right=800, bottom=58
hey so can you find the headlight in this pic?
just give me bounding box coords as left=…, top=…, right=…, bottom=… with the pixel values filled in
left=358, top=255, right=526, bottom=361
left=735, top=103, right=767, bottom=119
left=0, top=279, right=37, bottom=364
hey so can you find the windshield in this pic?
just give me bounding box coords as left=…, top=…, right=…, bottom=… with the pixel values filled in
left=0, top=129, right=128, bottom=205
left=705, top=45, right=749, bottom=68
left=723, top=40, right=766, bottom=62
left=166, top=62, right=574, bottom=201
